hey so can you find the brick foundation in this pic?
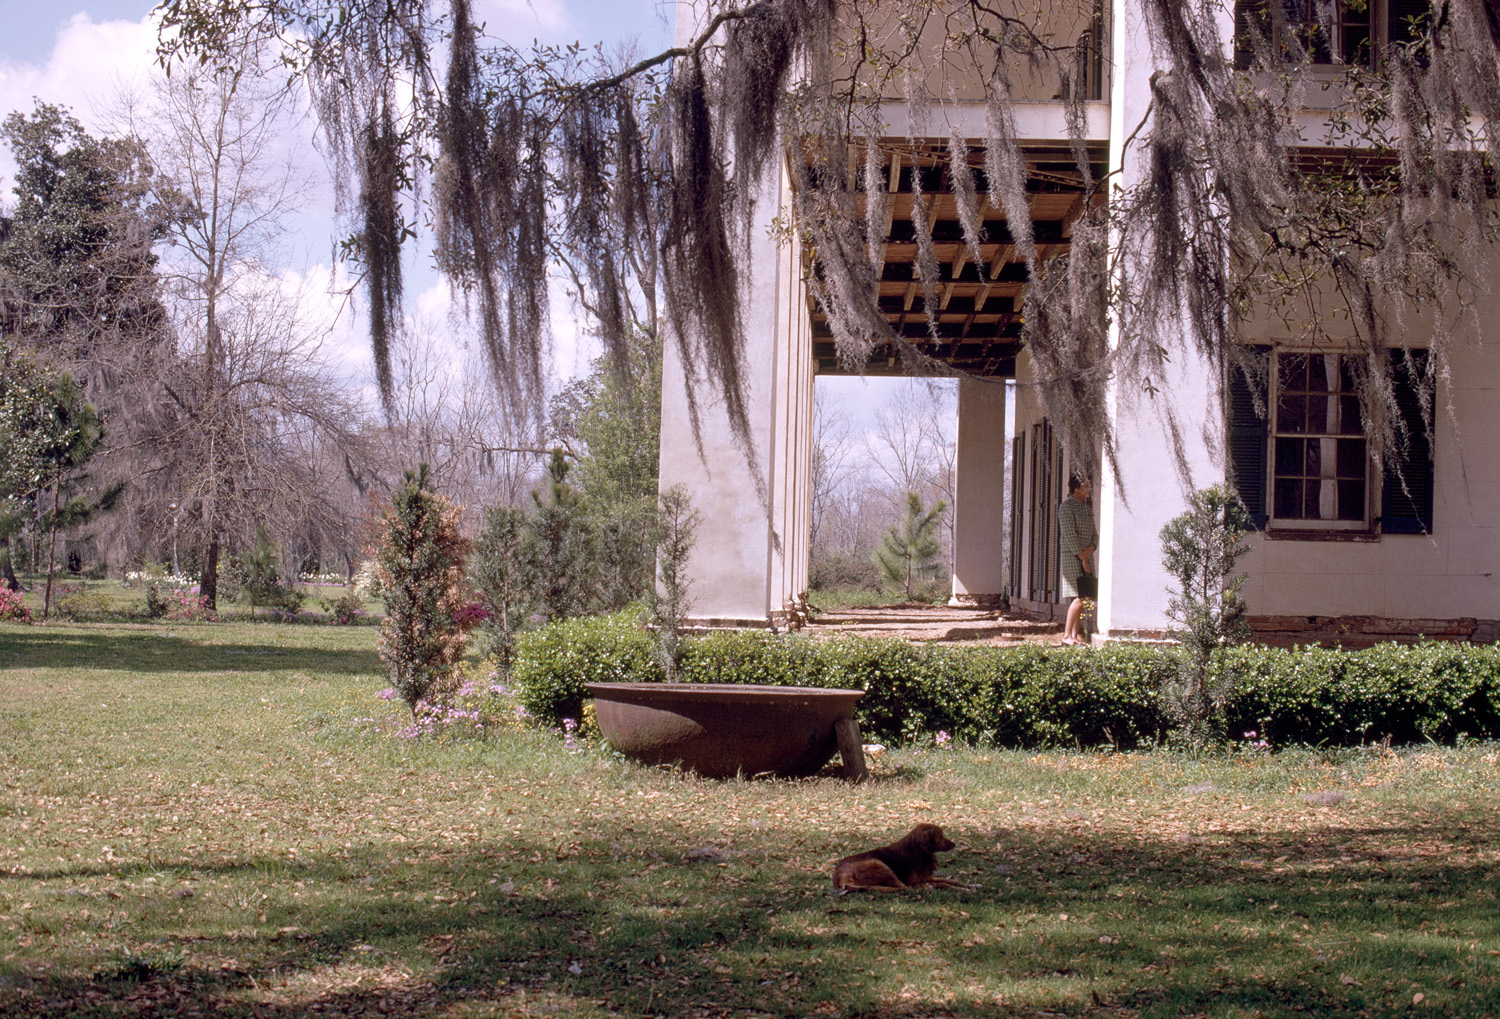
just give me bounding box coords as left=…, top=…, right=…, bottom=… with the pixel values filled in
left=1248, top=615, right=1499, bottom=648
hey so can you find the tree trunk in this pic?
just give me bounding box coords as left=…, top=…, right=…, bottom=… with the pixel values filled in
left=0, top=538, right=20, bottom=591
left=201, top=534, right=220, bottom=611
left=43, top=472, right=61, bottom=620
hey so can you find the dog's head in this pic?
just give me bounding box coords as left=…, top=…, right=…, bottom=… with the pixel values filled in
left=908, top=823, right=956, bottom=854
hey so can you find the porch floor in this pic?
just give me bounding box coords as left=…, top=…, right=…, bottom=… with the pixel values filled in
left=803, top=604, right=1063, bottom=646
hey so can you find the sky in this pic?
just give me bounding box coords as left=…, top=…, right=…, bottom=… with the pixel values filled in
left=0, top=0, right=913, bottom=433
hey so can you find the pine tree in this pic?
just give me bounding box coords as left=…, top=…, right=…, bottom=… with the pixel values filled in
left=873, top=492, right=947, bottom=600
left=470, top=503, right=536, bottom=678
left=376, top=465, right=469, bottom=716
left=523, top=449, right=592, bottom=623
left=1158, top=484, right=1252, bottom=745
left=651, top=485, right=700, bottom=682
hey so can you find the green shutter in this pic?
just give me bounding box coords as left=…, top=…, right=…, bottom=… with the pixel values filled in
left=1381, top=349, right=1434, bottom=535
left=1233, top=0, right=1268, bottom=69
left=1226, top=347, right=1269, bottom=529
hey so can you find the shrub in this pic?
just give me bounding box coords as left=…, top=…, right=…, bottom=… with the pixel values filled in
left=469, top=503, right=535, bottom=676
left=512, top=611, right=659, bottom=724
left=651, top=484, right=700, bottom=681
left=320, top=588, right=365, bottom=625
left=164, top=589, right=216, bottom=622
left=809, top=551, right=883, bottom=592
left=144, top=583, right=169, bottom=619
left=241, top=528, right=303, bottom=615
left=54, top=583, right=110, bottom=619
left=376, top=465, right=470, bottom=715
left=510, top=611, right=1500, bottom=750
left=0, top=586, right=32, bottom=622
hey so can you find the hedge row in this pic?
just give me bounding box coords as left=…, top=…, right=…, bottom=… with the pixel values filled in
left=510, top=612, right=1500, bottom=749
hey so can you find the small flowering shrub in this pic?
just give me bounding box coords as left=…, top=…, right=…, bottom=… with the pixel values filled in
left=0, top=587, right=32, bottom=623
left=164, top=588, right=216, bottom=622
left=144, top=583, right=170, bottom=619
left=320, top=589, right=365, bottom=625
left=453, top=602, right=492, bottom=629
left=351, top=559, right=383, bottom=600
left=54, top=583, right=110, bottom=620
left=357, top=662, right=575, bottom=744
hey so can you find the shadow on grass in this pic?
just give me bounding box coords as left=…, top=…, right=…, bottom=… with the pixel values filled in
left=2, top=810, right=1497, bottom=1018
left=0, top=627, right=383, bottom=677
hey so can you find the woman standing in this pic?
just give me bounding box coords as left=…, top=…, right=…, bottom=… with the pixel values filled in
left=1057, top=476, right=1097, bottom=646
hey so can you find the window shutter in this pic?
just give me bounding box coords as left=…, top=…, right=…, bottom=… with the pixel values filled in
left=1225, top=347, right=1269, bottom=529
left=1381, top=349, right=1434, bottom=535
left=1233, top=0, right=1268, bottom=69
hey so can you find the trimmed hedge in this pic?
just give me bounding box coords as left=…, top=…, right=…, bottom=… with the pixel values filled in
left=510, top=612, right=1500, bottom=748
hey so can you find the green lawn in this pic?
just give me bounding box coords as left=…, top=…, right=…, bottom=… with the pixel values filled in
left=2, top=619, right=1497, bottom=1018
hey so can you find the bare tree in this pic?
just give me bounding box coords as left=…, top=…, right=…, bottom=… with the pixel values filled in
left=809, top=394, right=854, bottom=556
left=377, top=315, right=550, bottom=520
left=914, top=383, right=958, bottom=564
left=129, top=44, right=368, bottom=607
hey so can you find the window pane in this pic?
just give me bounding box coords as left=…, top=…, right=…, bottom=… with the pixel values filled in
left=1338, top=355, right=1360, bottom=391
left=1343, top=24, right=1370, bottom=63
left=1274, top=478, right=1303, bottom=518
left=1276, top=437, right=1303, bottom=474
left=1279, top=353, right=1308, bottom=392
left=1336, top=438, right=1366, bottom=478
left=1279, top=394, right=1307, bottom=433
left=1303, top=478, right=1327, bottom=518
left=1337, top=479, right=1365, bottom=520
left=1304, top=438, right=1323, bottom=476
left=1306, top=394, right=1329, bottom=434
left=1306, top=354, right=1329, bottom=393
left=1338, top=394, right=1362, bottom=435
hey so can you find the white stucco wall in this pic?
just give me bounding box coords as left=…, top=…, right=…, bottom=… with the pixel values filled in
left=1240, top=299, right=1500, bottom=621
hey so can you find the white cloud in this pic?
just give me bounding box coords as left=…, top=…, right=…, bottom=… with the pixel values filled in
left=474, top=0, right=571, bottom=38
left=0, top=13, right=156, bottom=139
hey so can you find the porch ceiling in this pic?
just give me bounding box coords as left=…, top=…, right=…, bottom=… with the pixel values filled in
left=808, top=141, right=1107, bottom=379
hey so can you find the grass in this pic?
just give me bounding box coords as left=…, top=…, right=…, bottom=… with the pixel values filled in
left=2, top=618, right=1499, bottom=1018
left=10, top=575, right=381, bottom=624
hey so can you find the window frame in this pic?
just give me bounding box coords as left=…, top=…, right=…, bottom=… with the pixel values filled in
left=1266, top=350, right=1374, bottom=533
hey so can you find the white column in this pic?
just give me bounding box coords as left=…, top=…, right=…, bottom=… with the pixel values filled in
left=950, top=377, right=1008, bottom=607
left=657, top=155, right=813, bottom=628
left=1094, top=0, right=1228, bottom=639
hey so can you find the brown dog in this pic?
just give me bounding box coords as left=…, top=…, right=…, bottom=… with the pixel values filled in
left=832, top=823, right=967, bottom=892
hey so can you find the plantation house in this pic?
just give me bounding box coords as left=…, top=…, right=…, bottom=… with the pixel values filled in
left=657, top=0, right=1500, bottom=645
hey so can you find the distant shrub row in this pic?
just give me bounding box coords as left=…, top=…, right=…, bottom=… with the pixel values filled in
left=511, top=612, right=1500, bottom=749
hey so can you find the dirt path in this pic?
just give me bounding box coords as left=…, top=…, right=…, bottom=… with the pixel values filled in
left=803, top=604, right=1062, bottom=646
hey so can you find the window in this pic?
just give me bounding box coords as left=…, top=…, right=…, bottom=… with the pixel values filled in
left=1234, top=0, right=1429, bottom=69
left=1271, top=352, right=1368, bottom=527
left=1226, top=347, right=1434, bottom=536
